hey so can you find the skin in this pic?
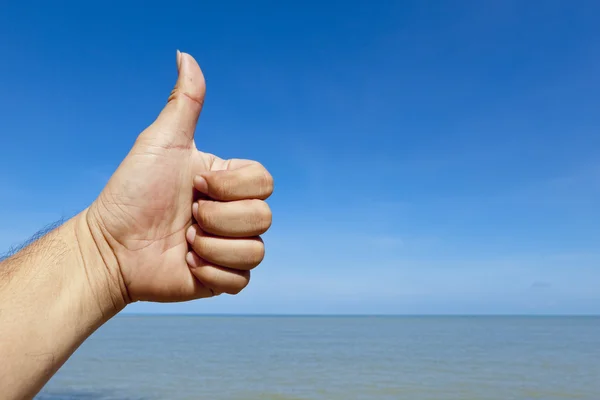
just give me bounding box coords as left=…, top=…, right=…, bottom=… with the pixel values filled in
left=0, top=52, right=273, bottom=400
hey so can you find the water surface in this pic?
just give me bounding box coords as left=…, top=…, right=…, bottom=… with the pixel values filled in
left=38, top=316, right=600, bottom=400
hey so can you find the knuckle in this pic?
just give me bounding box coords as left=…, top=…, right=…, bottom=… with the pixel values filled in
left=262, top=171, right=274, bottom=197
left=253, top=239, right=266, bottom=264
left=166, top=87, right=178, bottom=104
left=257, top=201, right=272, bottom=229
left=243, top=239, right=265, bottom=268
left=249, top=200, right=272, bottom=233
left=230, top=272, right=250, bottom=295
left=254, top=163, right=274, bottom=198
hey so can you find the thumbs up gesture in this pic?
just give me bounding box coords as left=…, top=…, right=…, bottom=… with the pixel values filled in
left=86, top=52, right=273, bottom=304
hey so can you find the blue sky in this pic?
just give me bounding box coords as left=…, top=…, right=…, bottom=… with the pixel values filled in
left=1, top=1, right=599, bottom=314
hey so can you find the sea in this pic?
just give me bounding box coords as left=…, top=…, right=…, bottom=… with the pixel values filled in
left=37, top=315, right=600, bottom=400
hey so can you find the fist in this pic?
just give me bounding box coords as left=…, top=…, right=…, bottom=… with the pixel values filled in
left=185, top=160, right=273, bottom=295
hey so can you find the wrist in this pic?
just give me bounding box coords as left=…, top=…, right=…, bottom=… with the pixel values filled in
left=73, top=209, right=130, bottom=318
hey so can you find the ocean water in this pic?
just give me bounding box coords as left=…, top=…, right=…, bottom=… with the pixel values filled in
left=38, top=316, right=600, bottom=400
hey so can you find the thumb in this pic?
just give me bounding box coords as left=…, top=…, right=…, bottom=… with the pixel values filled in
left=149, top=51, right=206, bottom=147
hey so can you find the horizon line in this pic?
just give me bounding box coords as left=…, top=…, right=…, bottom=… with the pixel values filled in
left=116, top=312, right=600, bottom=317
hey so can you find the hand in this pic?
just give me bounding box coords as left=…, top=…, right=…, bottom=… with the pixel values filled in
left=86, top=52, right=273, bottom=304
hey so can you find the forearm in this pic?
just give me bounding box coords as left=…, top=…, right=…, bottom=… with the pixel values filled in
left=0, top=211, right=126, bottom=400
